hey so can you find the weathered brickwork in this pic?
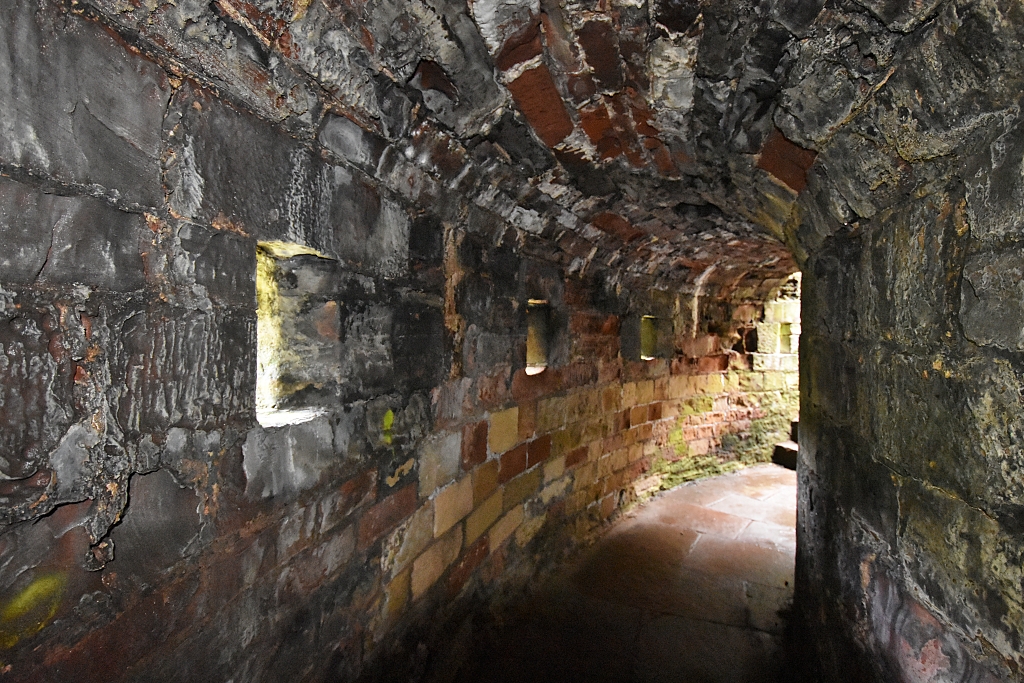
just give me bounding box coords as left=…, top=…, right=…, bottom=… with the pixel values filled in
left=0, top=1, right=796, bottom=679
left=7, top=0, right=1023, bottom=678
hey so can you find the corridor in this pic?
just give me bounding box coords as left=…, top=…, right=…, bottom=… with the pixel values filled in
left=456, top=465, right=799, bottom=683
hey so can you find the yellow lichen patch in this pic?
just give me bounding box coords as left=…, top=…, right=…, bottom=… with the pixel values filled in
left=0, top=573, right=66, bottom=650
left=382, top=409, right=395, bottom=446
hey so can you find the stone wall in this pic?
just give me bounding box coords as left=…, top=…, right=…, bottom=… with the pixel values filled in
left=789, top=3, right=1024, bottom=681
left=0, top=0, right=797, bottom=679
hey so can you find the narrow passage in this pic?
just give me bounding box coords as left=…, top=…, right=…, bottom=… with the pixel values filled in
left=458, top=464, right=798, bottom=683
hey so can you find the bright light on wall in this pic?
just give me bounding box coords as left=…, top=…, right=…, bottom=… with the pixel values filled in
left=526, top=299, right=550, bottom=375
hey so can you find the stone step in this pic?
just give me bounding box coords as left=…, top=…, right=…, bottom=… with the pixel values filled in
left=772, top=440, right=798, bottom=470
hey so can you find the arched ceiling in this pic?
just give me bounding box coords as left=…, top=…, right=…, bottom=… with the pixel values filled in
left=76, top=0, right=1024, bottom=300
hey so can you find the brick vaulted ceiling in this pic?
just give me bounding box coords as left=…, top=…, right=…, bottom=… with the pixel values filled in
left=64, top=0, right=1020, bottom=299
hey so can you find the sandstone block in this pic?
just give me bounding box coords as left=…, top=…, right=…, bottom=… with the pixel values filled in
left=489, top=505, right=524, bottom=549
left=503, top=468, right=543, bottom=510
left=434, top=476, right=473, bottom=537
left=473, top=460, right=500, bottom=505
left=518, top=400, right=537, bottom=440
left=465, top=491, right=503, bottom=544
left=637, top=380, right=654, bottom=404
left=536, top=396, right=566, bottom=433
left=488, top=407, right=520, bottom=453
left=411, top=525, right=463, bottom=599
left=544, top=455, right=566, bottom=483
left=419, top=432, right=462, bottom=497
left=382, top=502, right=433, bottom=576
left=383, top=568, right=411, bottom=624
left=515, top=512, right=546, bottom=547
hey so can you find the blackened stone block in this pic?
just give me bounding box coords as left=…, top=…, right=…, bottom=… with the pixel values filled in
left=337, top=302, right=395, bottom=400
left=393, top=301, right=447, bottom=391
left=108, top=470, right=203, bottom=582
left=484, top=110, right=555, bottom=176
left=0, top=0, right=169, bottom=207
left=967, top=120, right=1024, bottom=243
left=323, top=168, right=410, bottom=279
left=171, top=88, right=409, bottom=278
left=409, top=213, right=446, bottom=292
left=115, top=307, right=254, bottom=434
left=0, top=178, right=52, bottom=283
left=177, top=224, right=256, bottom=307
left=0, top=177, right=147, bottom=290
left=242, top=415, right=336, bottom=499
left=166, top=87, right=302, bottom=235
left=0, top=306, right=72, bottom=483
left=319, top=114, right=387, bottom=173
left=408, top=213, right=444, bottom=267
left=961, top=249, right=1024, bottom=351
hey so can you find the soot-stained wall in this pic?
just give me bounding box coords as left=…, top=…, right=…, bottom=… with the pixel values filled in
left=788, top=3, right=1024, bottom=681
left=0, top=0, right=797, bottom=680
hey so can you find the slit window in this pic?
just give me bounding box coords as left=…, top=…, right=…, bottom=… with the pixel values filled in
left=256, top=240, right=337, bottom=428
left=526, top=300, right=550, bottom=376
left=640, top=316, right=658, bottom=361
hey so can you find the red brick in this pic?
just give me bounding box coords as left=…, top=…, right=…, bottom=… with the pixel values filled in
left=565, top=446, right=588, bottom=469
left=576, top=335, right=618, bottom=361
left=461, top=420, right=488, bottom=471
left=358, top=485, right=418, bottom=549
left=592, top=213, right=644, bottom=243
left=527, top=435, right=552, bottom=468
left=475, top=371, right=510, bottom=410
left=651, top=140, right=677, bottom=175
left=495, top=18, right=542, bottom=71
left=579, top=102, right=613, bottom=145
left=599, top=360, right=622, bottom=385
left=562, top=278, right=591, bottom=307
left=511, top=365, right=562, bottom=403
left=498, top=444, right=529, bottom=484
left=505, top=65, right=575, bottom=147
left=560, top=361, right=599, bottom=389
left=338, top=469, right=377, bottom=515
left=577, top=20, right=622, bottom=90
left=598, top=491, right=614, bottom=518
left=596, top=136, right=623, bottom=160
left=696, top=354, right=730, bottom=373
left=447, top=536, right=490, bottom=598
left=649, top=402, right=663, bottom=421
left=569, top=312, right=605, bottom=335
left=756, top=127, right=817, bottom=193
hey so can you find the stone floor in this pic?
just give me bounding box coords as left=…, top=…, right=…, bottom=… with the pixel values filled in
left=456, top=464, right=800, bottom=683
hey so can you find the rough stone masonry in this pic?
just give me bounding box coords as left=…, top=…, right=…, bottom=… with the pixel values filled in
left=0, top=0, right=1023, bottom=681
